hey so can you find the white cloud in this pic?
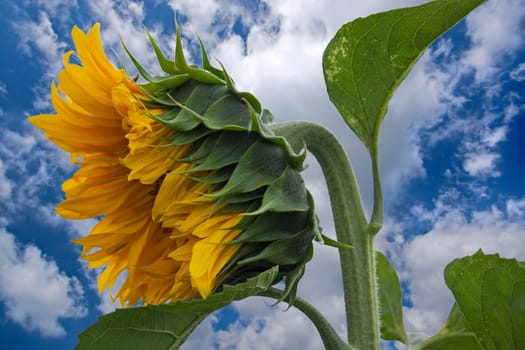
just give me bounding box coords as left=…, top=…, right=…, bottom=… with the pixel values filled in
left=13, top=12, right=67, bottom=77
left=0, top=82, right=7, bottom=96
left=0, top=126, right=75, bottom=220
left=24, top=0, right=78, bottom=13
left=215, top=303, right=324, bottom=350
left=1, top=129, right=37, bottom=155
left=86, top=0, right=170, bottom=78
left=0, top=228, right=87, bottom=337
left=396, top=201, right=525, bottom=335
left=462, top=0, right=525, bottom=82
left=180, top=316, right=218, bottom=350
left=506, top=198, right=525, bottom=218
left=0, top=160, right=14, bottom=200
left=504, top=102, right=522, bottom=123
left=510, top=62, right=525, bottom=81
left=463, top=151, right=500, bottom=177
left=458, top=110, right=514, bottom=179
left=13, top=12, right=68, bottom=110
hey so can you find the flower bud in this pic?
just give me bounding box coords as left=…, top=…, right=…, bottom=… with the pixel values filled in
left=29, top=23, right=318, bottom=306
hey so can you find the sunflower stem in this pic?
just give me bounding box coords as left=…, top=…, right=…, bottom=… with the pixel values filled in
left=260, top=288, right=352, bottom=350
left=271, top=121, right=381, bottom=350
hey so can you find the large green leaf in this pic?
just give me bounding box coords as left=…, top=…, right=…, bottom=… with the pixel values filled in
left=377, top=252, right=408, bottom=344
left=322, top=0, right=485, bottom=152
left=416, top=250, right=525, bottom=349
left=414, top=304, right=482, bottom=349
left=76, top=267, right=279, bottom=350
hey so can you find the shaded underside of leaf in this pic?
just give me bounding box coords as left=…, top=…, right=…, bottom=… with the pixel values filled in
left=77, top=267, right=279, bottom=350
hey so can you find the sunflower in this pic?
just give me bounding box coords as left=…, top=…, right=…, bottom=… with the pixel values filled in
left=30, top=23, right=316, bottom=306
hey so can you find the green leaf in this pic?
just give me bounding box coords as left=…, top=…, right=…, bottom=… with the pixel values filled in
left=77, top=267, right=279, bottom=350
left=441, top=303, right=473, bottom=334
left=415, top=333, right=483, bottom=350
left=416, top=250, right=525, bottom=350
left=322, top=0, right=485, bottom=152
left=445, top=250, right=525, bottom=349
left=414, top=304, right=482, bottom=349
left=376, top=252, right=408, bottom=344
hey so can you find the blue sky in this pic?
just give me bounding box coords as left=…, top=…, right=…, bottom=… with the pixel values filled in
left=0, top=0, right=524, bottom=349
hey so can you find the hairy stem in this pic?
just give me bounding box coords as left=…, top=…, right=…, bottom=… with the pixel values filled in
left=272, top=121, right=381, bottom=349
left=260, top=288, right=352, bottom=350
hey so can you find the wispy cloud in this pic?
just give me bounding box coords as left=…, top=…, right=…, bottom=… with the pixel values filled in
left=0, top=82, right=7, bottom=96
left=510, top=62, right=525, bottom=81
left=12, top=12, right=68, bottom=111
left=0, top=228, right=87, bottom=337
left=463, top=151, right=500, bottom=177
left=86, top=0, right=169, bottom=78
left=24, top=0, right=78, bottom=14
left=462, top=0, right=525, bottom=82
left=13, top=12, right=67, bottom=78
left=0, top=125, right=73, bottom=220
left=0, top=160, right=14, bottom=200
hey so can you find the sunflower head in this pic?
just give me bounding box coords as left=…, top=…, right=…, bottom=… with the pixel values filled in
left=29, top=23, right=318, bottom=306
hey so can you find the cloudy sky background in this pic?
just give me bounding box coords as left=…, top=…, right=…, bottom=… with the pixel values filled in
left=0, top=0, right=524, bottom=349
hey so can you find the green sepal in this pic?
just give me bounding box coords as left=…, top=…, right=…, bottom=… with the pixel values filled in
left=197, top=94, right=253, bottom=130
left=146, top=31, right=178, bottom=75
left=238, top=228, right=313, bottom=266
left=230, top=211, right=310, bottom=243
left=217, top=61, right=262, bottom=114
left=180, top=132, right=256, bottom=173
left=212, top=189, right=265, bottom=207
left=188, top=166, right=233, bottom=184
left=197, top=35, right=226, bottom=79
left=161, top=84, right=231, bottom=130
left=174, top=24, right=224, bottom=85
left=141, top=74, right=191, bottom=91
left=307, top=191, right=324, bottom=243
left=256, top=118, right=307, bottom=171
left=122, top=37, right=188, bottom=90
left=260, top=109, right=274, bottom=123
left=279, top=244, right=313, bottom=305
left=176, top=133, right=220, bottom=164
left=161, top=126, right=213, bottom=147
left=210, top=140, right=289, bottom=198
left=120, top=38, right=159, bottom=83
left=248, top=167, right=309, bottom=215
